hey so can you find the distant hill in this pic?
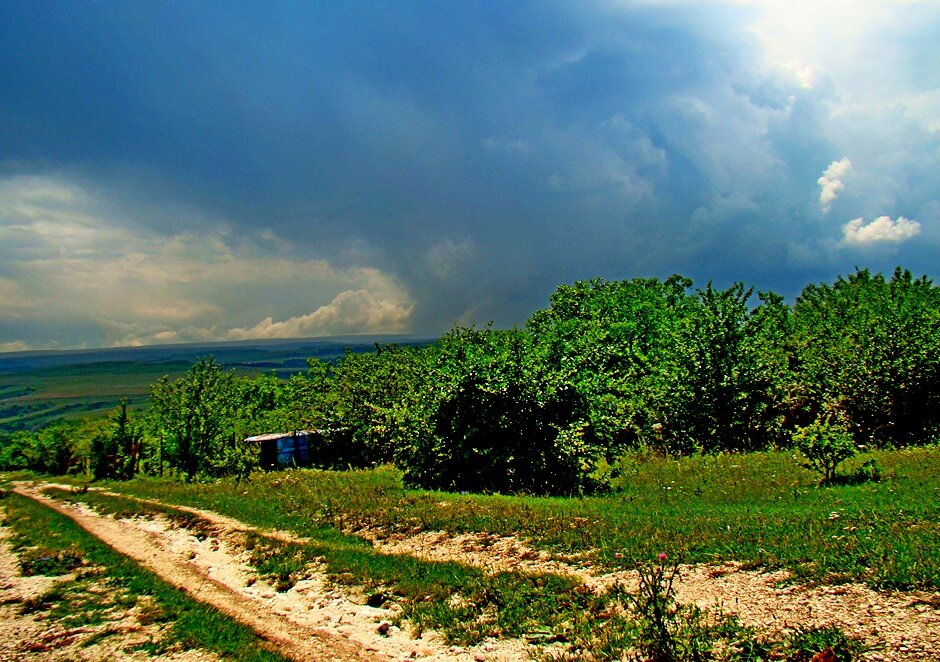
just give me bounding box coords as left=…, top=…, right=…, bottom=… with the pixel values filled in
left=0, top=335, right=433, bottom=434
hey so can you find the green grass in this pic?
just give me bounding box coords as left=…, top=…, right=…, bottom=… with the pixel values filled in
left=23, top=447, right=906, bottom=659
left=37, top=478, right=876, bottom=659
left=0, top=367, right=166, bottom=431
left=41, top=486, right=602, bottom=645
left=96, top=446, right=940, bottom=591
left=39, top=486, right=784, bottom=659
left=0, top=490, right=288, bottom=661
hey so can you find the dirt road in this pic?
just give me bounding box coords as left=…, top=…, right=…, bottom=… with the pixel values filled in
left=8, top=484, right=526, bottom=661
left=10, top=485, right=384, bottom=662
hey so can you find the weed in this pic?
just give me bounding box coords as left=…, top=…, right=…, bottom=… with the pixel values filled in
left=784, top=624, right=866, bottom=661
left=625, top=553, right=733, bottom=661
left=621, top=553, right=782, bottom=661
left=630, top=553, right=682, bottom=658
left=18, top=545, right=84, bottom=576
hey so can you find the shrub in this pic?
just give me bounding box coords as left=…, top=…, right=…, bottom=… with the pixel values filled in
left=625, top=552, right=748, bottom=661
left=794, top=418, right=856, bottom=484
left=630, top=552, right=681, bottom=658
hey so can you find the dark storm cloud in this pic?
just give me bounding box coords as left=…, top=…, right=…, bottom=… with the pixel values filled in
left=1, top=1, right=938, bottom=349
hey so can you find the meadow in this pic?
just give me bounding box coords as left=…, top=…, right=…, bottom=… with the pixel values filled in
left=16, top=444, right=931, bottom=659
left=96, top=447, right=940, bottom=591
left=2, top=445, right=936, bottom=659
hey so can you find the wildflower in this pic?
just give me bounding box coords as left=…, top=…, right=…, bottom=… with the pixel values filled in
left=614, top=552, right=623, bottom=559
left=658, top=552, right=668, bottom=560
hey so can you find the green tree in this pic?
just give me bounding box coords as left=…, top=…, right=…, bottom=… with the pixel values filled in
left=316, top=344, right=434, bottom=468
left=0, top=431, right=29, bottom=470
left=793, top=416, right=857, bottom=483
left=87, top=401, right=142, bottom=480
left=150, top=357, right=240, bottom=478
left=407, top=327, right=598, bottom=494
left=527, top=276, right=694, bottom=453
left=664, top=283, right=789, bottom=453
left=0, top=423, right=78, bottom=474
left=790, top=268, right=940, bottom=446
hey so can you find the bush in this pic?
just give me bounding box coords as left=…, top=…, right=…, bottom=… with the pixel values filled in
left=625, top=552, right=758, bottom=661
left=794, top=419, right=856, bottom=484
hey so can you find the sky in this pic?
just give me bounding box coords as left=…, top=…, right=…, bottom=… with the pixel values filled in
left=1, top=0, right=939, bottom=351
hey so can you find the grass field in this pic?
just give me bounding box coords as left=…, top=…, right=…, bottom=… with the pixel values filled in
left=7, top=445, right=935, bottom=658
left=0, top=362, right=189, bottom=431
left=96, top=447, right=939, bottom=592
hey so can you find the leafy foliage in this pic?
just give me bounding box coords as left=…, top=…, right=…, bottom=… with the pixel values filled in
left=0, top=423, right=78, bottom=474
left=790, top=268, right=940, bottom=445
left=793, top=417, right=857, bottom=483
left=149, top=357, right=262, bottom=479
left=408, top=327, right=599, bottom=494
left=88, top=400, right=142, bottom=480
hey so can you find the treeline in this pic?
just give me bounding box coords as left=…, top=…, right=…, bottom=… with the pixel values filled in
left=2, top=268, right=939, bottom=494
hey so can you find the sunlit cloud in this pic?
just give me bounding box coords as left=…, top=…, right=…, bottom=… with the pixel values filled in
left=818, top=157, right=852, bottom=213
left=842, top=215, right=921, bottom=245
left=0, top=340, right=29, bottom=353
left=744, top=0, right=940, bottom=127
left=0, top=174, right=413, bottom=349
left=223, top=289, right=413, bottom=341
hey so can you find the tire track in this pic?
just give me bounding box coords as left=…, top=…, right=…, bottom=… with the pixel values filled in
left=12, top=484, right=383, bottom=662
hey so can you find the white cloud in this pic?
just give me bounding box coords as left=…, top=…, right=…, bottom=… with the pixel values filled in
left=842, top=215, right=921, bottom=245
left=223, top=289, right=413, bottom=341
left=744, top=0, right=940, bottom=128
left=0, top=174, right=414, bottom=348
left=818, top=157, right=852, bottom=212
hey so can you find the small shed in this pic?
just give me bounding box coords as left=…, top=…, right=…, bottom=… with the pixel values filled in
left=245, top=430, right=319, bottom=470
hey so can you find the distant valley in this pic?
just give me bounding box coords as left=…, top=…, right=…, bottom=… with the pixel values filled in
left=0, top=335, right=432, bottom=433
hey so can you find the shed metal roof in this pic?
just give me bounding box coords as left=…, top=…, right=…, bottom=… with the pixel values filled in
left=244, top=430, right=317, bottom=443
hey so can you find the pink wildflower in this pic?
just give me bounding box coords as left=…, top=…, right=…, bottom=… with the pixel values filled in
left=658, top=552, right=668, bottom=560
